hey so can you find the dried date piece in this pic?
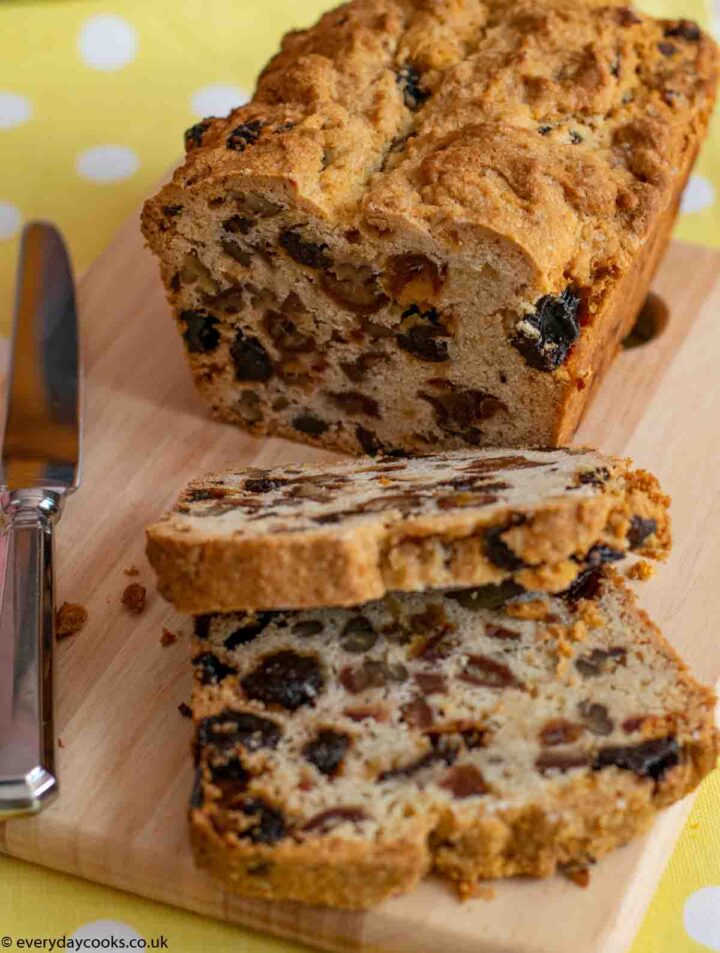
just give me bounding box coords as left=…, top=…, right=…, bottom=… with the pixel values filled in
left=562, top=567, right=603, bottom=604
left=400, top=696, right=434, bottom=729
left=340, top=616, right=378, bottom=653
left=180, top=310, right=220, bottom=354
left=231, top=329, right=273, bottom=381
left=536, top=750, right=592, bottom=774
left=193, top=652, right=237, bottom=685
left=578, top=702, right=614, bottom=736
left=575, top=646, right=627, bottom=677
left=237, top=798, right=286, bottom=844
left=241, top=650, right=324, bottom=710
left=226, top=120, right=265, bottom=152
left=593, top=737, right=679, bottom=781
left=446, top=581, right=525, bottom=611
left=196, top=710, right=282, bottom=753
left=396, top=306, right=450, bottom=363
left=327, top=391, right=380, bottom=418
left=539, top=719, right=584, bottom=746
left=292, top=413, right=329, bottom=436
left=512, top=289, right=581, bottom=371
left=292, top=620, right=324, bottom=638
left=484, top=519, right=526, bottom=571
left=340, top=658, right=407, bottom=694
left=460, top=654, right=521, bottom=689
left=279, top=230, right=330, bottom=269
left=303, top=730, right=350, bottom=777
left=664, top=19, right=700, bottom=41
left=185, top=119, right=212, bottom=150
left=224, top=612, right=276, bottom=649
left=220, top=238, right=252, bottom=267
left=628, top=516, right=657, bottom=549
left=440, top=764, right=488, bottom=798
left=420, top=384, right=506, bottom=442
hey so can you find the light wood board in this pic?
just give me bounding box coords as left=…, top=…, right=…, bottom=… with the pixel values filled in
left=1, top=213, right=719, bottom=953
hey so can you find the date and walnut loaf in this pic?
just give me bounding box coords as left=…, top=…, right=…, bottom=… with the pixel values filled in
left=142, top=0, right=718, bottom=455
left=146, top=447, right=669, bottom=613
left=189, top=568, right=718, bottom=908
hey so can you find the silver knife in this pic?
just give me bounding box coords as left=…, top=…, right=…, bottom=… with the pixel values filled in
left=0, top=222, right=81, bottom=817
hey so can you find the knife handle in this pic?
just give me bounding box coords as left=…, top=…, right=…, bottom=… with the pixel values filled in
left=0, top=489, right=61, bottom=817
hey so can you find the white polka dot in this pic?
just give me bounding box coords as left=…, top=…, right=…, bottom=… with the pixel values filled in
left=70, top=921, right=143, bottom=943
left=191, top=84, right=249, bottom=119
left=0, top=202, right=21, bottom=240
left=76, top=145, right=139, bottom=183
left=0, top=92, right=32, bottom=130
left=78, top=14, right=138, bottom=71
left=680, top=175, right=716, bottom=215
left=684, top=887, right=720, bottom=950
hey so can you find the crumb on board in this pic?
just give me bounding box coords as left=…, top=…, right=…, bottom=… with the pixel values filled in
left=161, top=627, right=179, bottom=647
left=626, top=560, right=655, bottom=581
left=561, top=866, right=591, bottom=888
left=457, top=882, right=496, bottom=902
left=58, top=738, right=65, bottom=749
left=122, top=583, right=147, bottom=613
left=56, top=602, right=88, bottom=639
left=178, top=702, right=192, bottom=719
left=124, top=566, right=140, bottom=577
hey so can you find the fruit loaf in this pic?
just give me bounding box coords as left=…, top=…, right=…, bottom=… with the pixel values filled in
left=189, top=568, right=717, bottom=908
left=142, top=0, right=718, bottom=454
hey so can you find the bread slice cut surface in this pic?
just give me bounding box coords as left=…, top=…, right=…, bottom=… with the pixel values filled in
left=189, top=568, right=717, bottom=909
left=147, top=447, right=670, bottom=611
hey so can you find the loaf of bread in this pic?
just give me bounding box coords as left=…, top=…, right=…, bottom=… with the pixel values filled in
left=142, top=0, right=717, bottom=455
left=146, top=447, right=669, bottom=612
left=189, top=568, right=717, bottom=908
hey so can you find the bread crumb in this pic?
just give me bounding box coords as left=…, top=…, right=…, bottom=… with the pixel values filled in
left=505, top=597, right=550, bottom=620
left=121, top=583, right=146, bottom=613
left=58, top=738, right=65, bottom=749
left=178, top=702, right=192, bottom=718
left=626, top=560, right=655, bottom=581
left=161, top=627, right=179, bottom=647
left=56, top=602, right=88, bottom=639
left=562, top=866, right=591, bottom=888
left=124, top=566, right=140, bottom=577
left=458, top=882, right=496, bottom=902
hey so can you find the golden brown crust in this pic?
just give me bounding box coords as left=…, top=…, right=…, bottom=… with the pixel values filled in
left=146, top=448, right=670, bottom=612
left=141, top=0, right=718, bottom=455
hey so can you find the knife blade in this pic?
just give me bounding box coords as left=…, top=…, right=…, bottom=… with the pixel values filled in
left=0, top=221, right=81, bottom=817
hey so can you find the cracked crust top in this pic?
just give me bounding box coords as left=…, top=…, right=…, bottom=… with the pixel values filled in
left=145, top=0, right=717, bottom=300
left=146, top=447, right=670, bottom=611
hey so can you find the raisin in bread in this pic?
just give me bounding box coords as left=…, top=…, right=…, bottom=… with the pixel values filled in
left=142, top=0, right=718, bottom=456
left=189, top=568, right=717, bottom=909
left=146, top=447, right=669, bottom=612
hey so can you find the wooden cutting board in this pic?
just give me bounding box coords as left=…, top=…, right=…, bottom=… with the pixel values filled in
left=1, top=212, right=719, bottom=953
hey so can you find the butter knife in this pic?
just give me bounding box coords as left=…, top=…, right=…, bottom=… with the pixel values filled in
left=0, top=222, right=81, bottom=817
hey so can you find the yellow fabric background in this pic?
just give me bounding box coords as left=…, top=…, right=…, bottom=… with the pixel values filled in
left=0, top=1, right=719, bottom=950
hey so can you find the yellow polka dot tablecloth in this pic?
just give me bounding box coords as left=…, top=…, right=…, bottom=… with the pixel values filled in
left=1, top=1, right=719, bottom=951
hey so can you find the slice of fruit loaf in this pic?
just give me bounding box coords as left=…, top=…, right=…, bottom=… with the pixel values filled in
left=147, top=447, right=669, bottom=612
left=189, top=568, right=717, bottom=909
left=141, top=0, right=718, bottom=456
